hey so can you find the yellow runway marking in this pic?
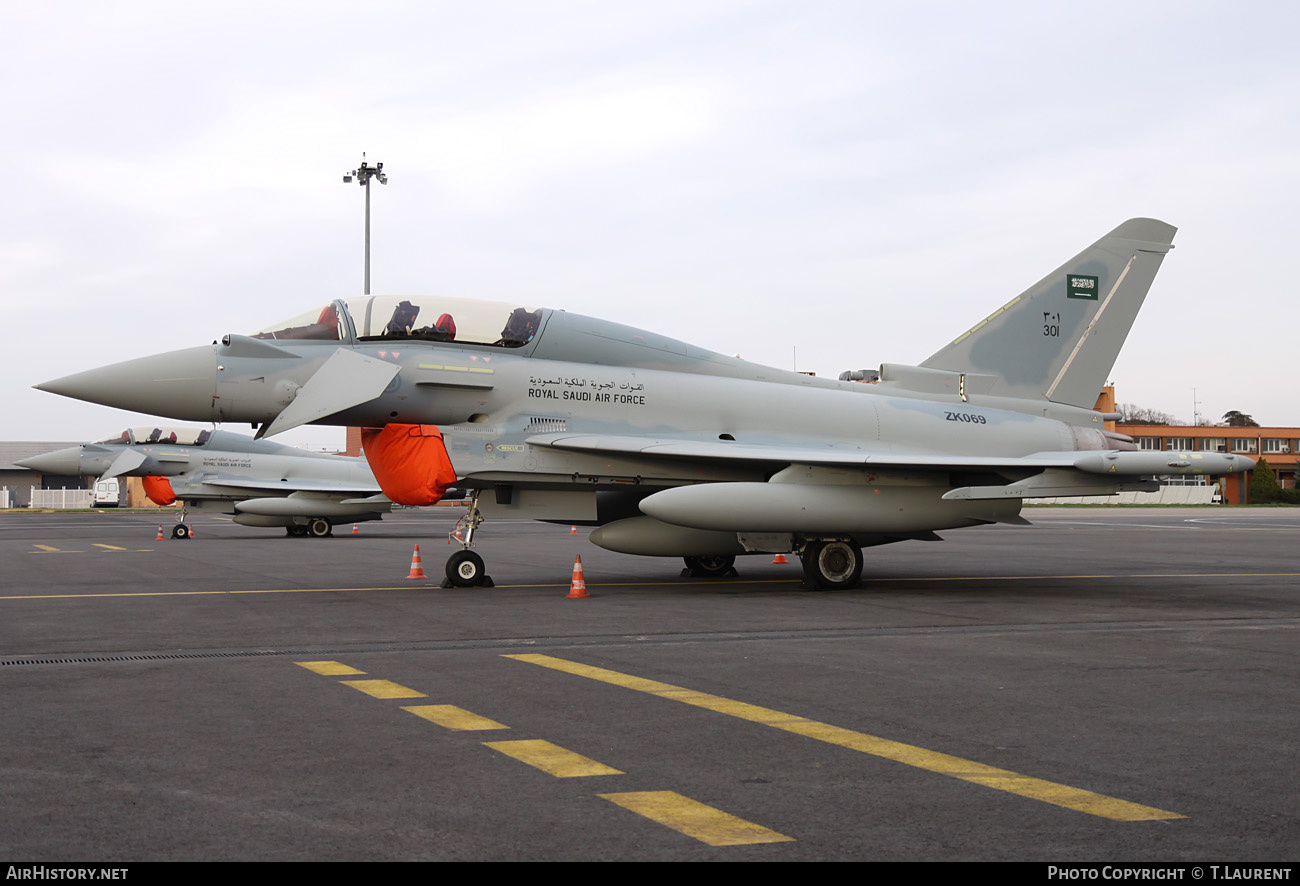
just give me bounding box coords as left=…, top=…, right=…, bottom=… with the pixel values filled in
left=296, top=661, right=367, bottom=676
left=403, top=704, right=509, bottom=731
left=506, top=654, right=1183, bottom=822
left=28, top=544, right=152, bottom=554
left=600, top=791, right=794, bottom=846
left=340, top=679, right=427, bottom=699
left=484, top=739, right=622, bottom=777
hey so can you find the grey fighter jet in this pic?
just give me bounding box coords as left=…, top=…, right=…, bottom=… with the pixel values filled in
left=35, top=219, right=1253, bottom=585
left=17, top=427, right=390, bottom=538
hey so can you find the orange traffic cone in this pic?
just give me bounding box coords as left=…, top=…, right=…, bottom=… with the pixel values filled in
left=352, top=523, right=359, bottom=535
left=407, top=544, right=427, bottom=579
left=566, top=555, right=588, bottom=599
left=772, top=553, right=788, bottom=564
left=570, top=525, right=578, bottom=535
left=156, top=525, right=164, bottom=540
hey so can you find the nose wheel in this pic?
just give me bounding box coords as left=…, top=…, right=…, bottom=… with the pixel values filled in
left=446, top=550, right=487, bottom=586
left=441, top=492, right=494, bottom=587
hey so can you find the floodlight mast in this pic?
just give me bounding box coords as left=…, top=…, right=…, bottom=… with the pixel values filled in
left=342, top=152, right=388, bottom=294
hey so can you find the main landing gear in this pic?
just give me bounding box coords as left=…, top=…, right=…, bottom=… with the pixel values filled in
left=681, top=555, right=737, bottom=578
left=285, top=519, right=334, bottom=538
left=799, top=539, right=864, bottom=590
left=443, top=492, right=494, bottom=588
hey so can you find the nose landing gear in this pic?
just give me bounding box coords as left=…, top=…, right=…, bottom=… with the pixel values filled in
left=443, top=492, right=494, bottom=587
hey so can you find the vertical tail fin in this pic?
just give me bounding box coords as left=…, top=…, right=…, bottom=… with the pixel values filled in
left=920, top=218, right=1176, bottom=408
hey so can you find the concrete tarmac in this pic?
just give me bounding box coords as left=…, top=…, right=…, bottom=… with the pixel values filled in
left=1, top=507, right=1296, bottom=861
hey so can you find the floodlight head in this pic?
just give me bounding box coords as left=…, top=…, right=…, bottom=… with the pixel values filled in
left=343, top=174, right=353, bottom=183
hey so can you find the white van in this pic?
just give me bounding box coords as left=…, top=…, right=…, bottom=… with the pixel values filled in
left=93, top=478, right=122, bottom=508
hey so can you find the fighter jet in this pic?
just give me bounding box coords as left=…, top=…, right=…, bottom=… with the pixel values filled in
left=35, top=219, right=1253, bottom=585
left=17, top=427, right=390, bottom=538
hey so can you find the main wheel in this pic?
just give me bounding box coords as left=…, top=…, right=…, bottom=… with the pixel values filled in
left=171, top=523, right=190, bottom=540
left=683, top=555, right=735, bottom=578
left=446, top=550, right=487, bottom=587
left=308, top=518, right=332, bottom=538
left=288, top=524, right=309, bottom=537
left=800, top=540, right=863, bottom=589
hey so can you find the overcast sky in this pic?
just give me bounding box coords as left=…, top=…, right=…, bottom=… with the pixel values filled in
left=4, top=1, right=1296, bottom=449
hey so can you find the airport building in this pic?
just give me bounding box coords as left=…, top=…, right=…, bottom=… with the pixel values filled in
left=0, top=441, right=85, bottom=508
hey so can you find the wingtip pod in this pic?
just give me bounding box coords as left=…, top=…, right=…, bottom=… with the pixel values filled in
left=919, top=217, right=1179, bottom=409
left=1073, top=450, right=1255, bottom=476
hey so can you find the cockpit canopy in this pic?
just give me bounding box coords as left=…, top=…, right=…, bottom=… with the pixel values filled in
left=96, top=427, right=212, bottom=446
left=249, top=295, right=545, bottom=348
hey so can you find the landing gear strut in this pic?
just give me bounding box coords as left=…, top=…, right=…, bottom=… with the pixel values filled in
left=443, top=492, right=494, bottom=587
left=171, top=509, right=191, bottom=540
left=800, top=539, right=863, bottom=590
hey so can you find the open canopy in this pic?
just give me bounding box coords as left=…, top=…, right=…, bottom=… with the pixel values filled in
left=96, top=427, right=212, bottom=446
left=249, top=296, right=546, bottom=348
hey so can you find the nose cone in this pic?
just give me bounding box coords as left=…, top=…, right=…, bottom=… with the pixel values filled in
left=35, top=346, right=218, bottom=421
left=16, top=446, right=84, bottom=476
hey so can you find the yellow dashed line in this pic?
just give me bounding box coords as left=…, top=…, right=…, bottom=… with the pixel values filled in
left=28, top=544, right=149, bottom=555
left=484, top=739, right=623, bottom=777
left=600, top=791, right=794, bottom=846
left=302, top=660, right=785, bottom=845
left=340, top=679, right=427, bottom=699
left=506, top=654, right=1183, bottom=822
left=403, top=704, right=509, bottom=731
left=295, top=661, right=367, bottom=676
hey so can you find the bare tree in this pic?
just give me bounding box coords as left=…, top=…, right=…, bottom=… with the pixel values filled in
left=1116, top=403, right=1179, bottom=425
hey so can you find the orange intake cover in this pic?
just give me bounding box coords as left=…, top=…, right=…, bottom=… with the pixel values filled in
left=361, top=424, right=458, bottom=507
left=142, top=475, right=177, bottom=506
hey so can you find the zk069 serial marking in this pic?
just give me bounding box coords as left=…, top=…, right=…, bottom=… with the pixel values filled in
left=945, top=411, right=987, bottom=424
